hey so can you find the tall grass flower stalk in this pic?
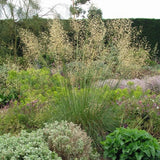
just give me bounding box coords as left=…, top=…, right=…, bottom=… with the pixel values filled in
left=47, top=19, right=73, bottom=66
left=19, top=18, right=150, bottom=79
left=105, top=19, right=150, bottom=78
left=19, top=28, right=40, bottom=68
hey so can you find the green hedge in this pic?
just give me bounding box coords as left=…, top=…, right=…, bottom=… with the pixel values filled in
left=132, top=19, right=160, bottom=59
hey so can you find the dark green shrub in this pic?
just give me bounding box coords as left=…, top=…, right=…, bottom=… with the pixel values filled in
left=101, top=127, right=160, bottom=160
left=43, top=121, right=100, bottom=160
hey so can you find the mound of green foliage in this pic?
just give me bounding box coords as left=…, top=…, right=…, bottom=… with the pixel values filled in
left=6, top=68, right=64, bottom=104
left=0, top=68, right=65, bottom=134
left=101, top=127, right=160, bottom=160
left=0, top=67, right=65, bottom=107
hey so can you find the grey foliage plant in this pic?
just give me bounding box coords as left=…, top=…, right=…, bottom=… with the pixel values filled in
left=0, top=129, right=61, bottom=160
left=43, top=121, right=100, bottom=160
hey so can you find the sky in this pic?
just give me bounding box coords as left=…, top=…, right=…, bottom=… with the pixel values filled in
left=40, top=0, right=160, bottom=19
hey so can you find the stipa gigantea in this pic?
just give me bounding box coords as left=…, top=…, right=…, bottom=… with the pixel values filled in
left=47, top=19, right=73, bottom=66
left=19, top=28, right=40, bottom=68
left=105, top=19, right=150, bottom=78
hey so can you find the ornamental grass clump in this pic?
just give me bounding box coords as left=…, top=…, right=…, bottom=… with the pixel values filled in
left=101, top=127, right=160, bottom=160
left=71, top=17, right=106, bottom=62
left=65, top=17, right=109, bottom=85
left=43, top=121, right=100, bottom=160
left=105, top=19, right=150, bottom=78
left=19, top=19, right=73, bottom=68
left=19, top=17, right=150, bottom=79
left=54, top=85, right=120, bottom=152
left=47, top=19, right=73, bottom=66
left=19, top=28, right=41, bottom=68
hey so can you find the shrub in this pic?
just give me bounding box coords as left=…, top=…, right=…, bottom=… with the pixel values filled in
left=101, top=127, right=160, bottom=160
left=0, top=64, right=19, bottom=107
left=103, top=84, right=149, bottom=103
left=6, top=68, right=64, bottom=103
left=0, top=68, right=65, bottom=134
left=0, top=100, right=57, bottom=134
left=0, top=130, right=61, bottom=160
left=43, top=121, right=100, bottom=160
left=5, top=67, right=65, bottom=107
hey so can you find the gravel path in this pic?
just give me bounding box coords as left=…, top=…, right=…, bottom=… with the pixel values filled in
left=98, top=75, right=160, bottom=91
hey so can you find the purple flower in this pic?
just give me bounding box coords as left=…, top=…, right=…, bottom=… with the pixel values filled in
left=123, top=123, right=128, bottom=128
left=147, top=104, right=150, bottom=107
left=32, top=100, right=38, bottom=104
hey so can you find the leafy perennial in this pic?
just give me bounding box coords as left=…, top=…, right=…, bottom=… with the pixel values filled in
left=101, top=127, right=160, bottom=160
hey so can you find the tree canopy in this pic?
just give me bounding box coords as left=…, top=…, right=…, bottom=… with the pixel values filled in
left=70, top=0, right=90, bottom=18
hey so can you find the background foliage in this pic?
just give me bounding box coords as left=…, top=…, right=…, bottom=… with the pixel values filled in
left=0, top=18, right=160, bottom=62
